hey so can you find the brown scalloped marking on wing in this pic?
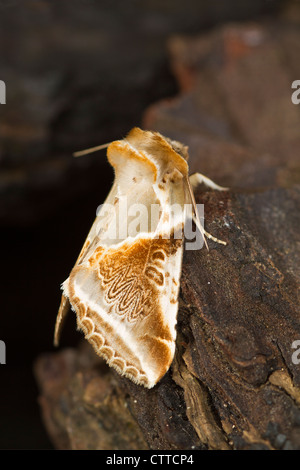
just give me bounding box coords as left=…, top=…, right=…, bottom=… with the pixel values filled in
left=93, top=235, right=182, bottom=323
left=67, top=235, right=183, bottom=387
left=69, top=284, right=150, bottom=385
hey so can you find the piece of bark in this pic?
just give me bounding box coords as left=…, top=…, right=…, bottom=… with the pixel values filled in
left=34, top=17, right=300, bottom=450
left=34, top=346, right=149, bottom=450
left=144, top=20, right=300, bottom=190
left=34, top=183, right=300, bottom=450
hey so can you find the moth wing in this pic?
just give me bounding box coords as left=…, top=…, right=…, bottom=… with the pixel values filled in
left=60, top=172, right=186, bottom=388
left=54, top=180, right=120, bottom=346
left=67, top=235, right=184, bottom=388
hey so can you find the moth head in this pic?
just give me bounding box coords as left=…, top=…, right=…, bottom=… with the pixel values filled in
left=123, top=127, right=189, bottom=183
left=73, top=127, right=190, bottom=188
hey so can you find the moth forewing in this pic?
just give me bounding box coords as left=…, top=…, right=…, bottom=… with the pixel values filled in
left=54, top=179, right=121, bottom=347
left=55, top=129, right=189, bottom=388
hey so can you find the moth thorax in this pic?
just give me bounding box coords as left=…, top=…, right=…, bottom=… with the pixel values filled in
left=161, top=167, right=184, bottom=185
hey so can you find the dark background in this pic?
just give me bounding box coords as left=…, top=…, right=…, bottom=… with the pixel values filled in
left=0, top=0, right=287, bottom=449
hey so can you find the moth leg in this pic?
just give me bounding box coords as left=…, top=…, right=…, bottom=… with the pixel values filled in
left=188, top=173, right=227, bottom=246
left=189, top=172, right=228, bottom=192
left=54, top=294, right=70, bottom=346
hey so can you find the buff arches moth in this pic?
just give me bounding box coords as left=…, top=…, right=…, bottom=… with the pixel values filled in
left=54, top=127, right=227, bottom=388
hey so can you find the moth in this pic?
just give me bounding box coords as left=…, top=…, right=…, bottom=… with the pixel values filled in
left=54, top=127, right=227, bottom=388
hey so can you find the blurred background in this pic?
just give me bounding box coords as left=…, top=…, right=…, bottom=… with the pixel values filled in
left=0, top=0, right=293, bottom=449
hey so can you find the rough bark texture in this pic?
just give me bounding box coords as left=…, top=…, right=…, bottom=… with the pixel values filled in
left=34, top=11, right=300, bottom=450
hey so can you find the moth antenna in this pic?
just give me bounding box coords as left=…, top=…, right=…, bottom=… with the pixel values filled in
left=192, top=215, right=227, bottom=246
left=73, top=142, right=111, bottom=157
left=54, top=294, right=70, bottom=346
